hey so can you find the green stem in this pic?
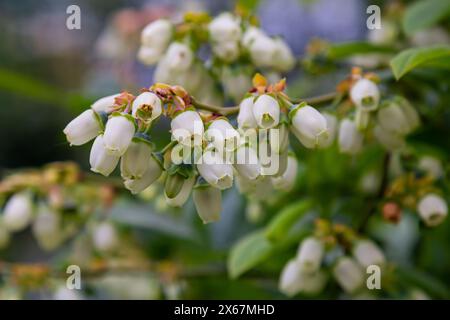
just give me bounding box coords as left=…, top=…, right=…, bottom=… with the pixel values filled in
left=160, top=140, right=177, bottom=154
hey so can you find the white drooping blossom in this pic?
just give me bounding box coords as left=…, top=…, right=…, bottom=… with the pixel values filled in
left=91, top=93, right=120, bottom=113
left=3, top=192, right=33, bottom=232
left=296, top=237, right=324, bottom=273
left=197, top=150, right=233, bottom=190
left=234, top=144, right=260, bottom=180
left=90, top=135, right=120, bottom=176
left=103, top=113, right=136, bottom=156
left=272, top=38, right=296, bottom=72
left=131, top=92, right=162, bottom=123
left=162, top=42, right=194, bottom=72
left=377, top=100, right=419, bottom=136
left=237, top=97, right=257, bottom=129
left=193, top=184, right=222, bottom=223
left=248, top=34, right=278, bottom=68
left=418, top=156, right=444, bottom=179
left=290, top=105, right=329, bottom=149
left=321, top=112, right=338, bottom=148
left=208, top=13, right=242, bottom=43
left=279, top=259, right=327, bottom=297
left=32, top=205, right=62, bottom=251
left=338, top=119, right=363, bottom=154
left=63, top=109, right=101, bottom=146
left=272, top=153, right=298, bottom=191
left=120, top=138, right=153, bottom=179
left=124, top=154, right=163, bottom=194
left=352, top=240, right=386, bottom=268
left=350, top=78, right=380, bottom=111
left=165, top=175, right=196, bottom=207
left=373, top=124, right=405, bottom=151
left=333, top=257, right=365, bottom=294
left=205, top=118, right=240, bottom=152
left=269, top=123, right=289, bottom=154
left=138, top=46, right=164, bottom=65
left=417, top=193, right=448, bottom=227
left=212, top=41, right=240, bottom=62
left=171, top=110, right=204, bottom=147
left=241, top=26, right=264, bottom=48
left=140, top=19, right=173, bottom=61
left=92, top=222, right=119, bottom=252
left=253, top=94, right=280, bottom=129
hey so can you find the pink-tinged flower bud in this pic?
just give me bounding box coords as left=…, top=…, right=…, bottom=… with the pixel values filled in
left=290, top=105, right=328, bottom=149
left=3, top=192, right=33, bottom=232
left=193, top=184, right=222, bottom=224
left=417, top=193, right=448, bottom=227
left=333, top=257, right=364, bottom=294
left=338, top=119, right=363, bottom=154
left=131, top=92, right=162, bottom=124
left=91, top=93, right=120, bottom=113
left=124, top=154, right=163, bottom=194
left=120, top=137, right=153, bottom=179
left=63, top=109, right=102, bottom=146
left=237, top=97, right=257, bottom=129
left=92, top=222, right=119, bottom=252
left=296, top=237, right=324, bottom=273
left=253, top=95, right=280, bottom=129
left=89, top=135, right=120, bottom=176
left=171, top=110, right=204, bottom=147
left=197, top=151, right=233, bottom=190
left=272, top=153, right=298, bottom=191
left=103, top=113, right=136, bottom=156
left=353, top=240, right=386, bottom=268
left=350, top=78, right=380, bottom=111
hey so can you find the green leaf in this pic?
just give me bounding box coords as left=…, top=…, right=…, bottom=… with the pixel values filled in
left=328, top=41, right=395, bottom=59
left=403, top=0, right=450, bottom=35
left=228, top=230, right=274, bottom=279
left=390, top=45, right=450, bottom=80
left=265, top=199, right=313, bottom=242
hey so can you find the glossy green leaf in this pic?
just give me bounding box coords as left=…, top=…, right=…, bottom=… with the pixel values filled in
left=403, top=0, right=450, bottom=35
left=390, top=45, right=450, bottom=80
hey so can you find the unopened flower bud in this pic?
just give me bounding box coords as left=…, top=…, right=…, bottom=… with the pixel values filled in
left=92, top=222, right=118, bottom=252
left=124, top=154, right=163, bottom=194
left=120, top=137, right=153, bottom=179
left=296, top=237, right=324, bottom=273
left=91, top=93, right=120, bottom=113
left=272, top=153, right=298, bottom=191
left=193, top=184, right=222, bottom=223
left=131, top=92, right=162, bottom=124
left=253, top=94, right=280, bottom=129
left=141, top=19, right=173, bottom=50
left=171, top=110, right=204, bottom=147
left=197, top=151, right=233, bottom=190
left=338, top=119, right=363, bottom=154
left=417, top=193, right=448, bottom=227
left=237, top=97, right=257, bottom=129
left=3, top=192, right=33, bottom=232
left=63, top=109, right=102, bottom=146
left=350, top=78, right=380, bottom=111
left=234, top=144, right=260, bottom=180
left=353, top=240, right=386, bottom=268
left=208, top=13, right=241, bottom=42
left=90, top=135, right=120, bottom=176
left=103, top=113, right=136, bottom=156
left=165, top=175, right=196, bottom=207
left=333, top=257, right=364, bottom=294
left=290, top=105, right=328, bottom=149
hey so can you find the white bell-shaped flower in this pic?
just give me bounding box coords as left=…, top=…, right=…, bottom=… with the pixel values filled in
left=92, top=222, right=119, bottom=252
left=205, top=118, right=240, bottom=152
left=279, top=259, right=327, bottom=297
left=171, top=110, right=204, bottom=147
left=32, top=204, right=62, bottom=251
left=103, top=113, right=136, bottom=156
left=249, top=35, right=277, bottom=68
left=141, top=19, right=173, bottom=50
left=164, top=42, right=194, bottom=72
left=132, top=92, right=162, bottom=123
left=124, top=154, right=163, bottom=194
left=137, top=46, right=164, bottom=65
left=237, top=97, right=257, bottom=129
left=253, top=94, right=280, bottom=129
left=165, top=175, right=196, bottom=207
left=272, top=153, right=298, bottom=191
left=296, top=237, right=324, bottom=273
left=333, top=257, right=365, bottom=294
left=338, top=119, right=363, bottom=154
left=63, top=109, right=101, bottom=146
left=373, top=124, right=405, bottom=151
left=321, top=112, right=338, bottom=148
left=241, top=26, right=265, bottom=48
left=353, top=240, right=386, bottom=268
left=417, top=193, right=448, bottom=227
left=3, top=192, right=33, bottom=232
left=272, top=38, right=296, bottom=72
left=350, top=78, right=380, bottom=111
left=269, top=123, right=290, bottom=154
left=90, top=134, right=120, bottom=176
left=208, top=13, right=241, bottom=42
left=234, top=144, right=260, bottom=180
left=212, top=41, right=240, bottom=62
left=197, top=150, right=233, bottom=190
left=418, top=156, right=444, bottom=179
left=290, top=105, right=328, bottom=149
left=120, top=137, right=153, bottom=179
left=377, top=102, right=411, bottom=135
left=91, top=93, right=120, bottom=113
left=193, top=184, right=222, bottom=224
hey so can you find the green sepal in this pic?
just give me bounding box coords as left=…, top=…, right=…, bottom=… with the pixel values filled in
left=288, top=101, right=307, bottom=122
left=110, top=112, right=138, bottom=130
left=132, top=133, right=155, bottom=149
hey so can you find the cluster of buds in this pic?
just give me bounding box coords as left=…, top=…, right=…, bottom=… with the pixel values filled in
left=63, top=75, right=334, bottom=223
left=0, top=162, right=116, bottom=251
left=336, top=69, right=420, bottom=154
left=137, top=12, right=295, bottom=103
left=279, top=221, right=386, bottom=297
